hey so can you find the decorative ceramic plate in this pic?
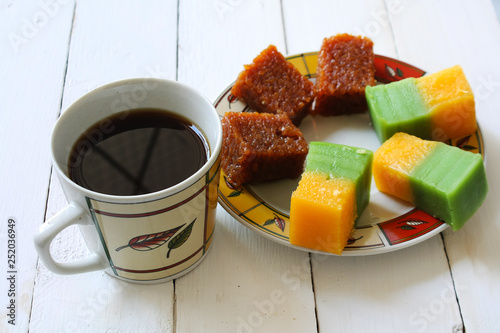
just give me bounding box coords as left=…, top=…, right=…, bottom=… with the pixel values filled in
left=214, top=52, right=484, bottom=256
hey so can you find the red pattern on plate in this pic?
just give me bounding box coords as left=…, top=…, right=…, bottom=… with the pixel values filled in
left=378, top=209, right=445, bottom=246
left=374, top=55, right=426, bottom=83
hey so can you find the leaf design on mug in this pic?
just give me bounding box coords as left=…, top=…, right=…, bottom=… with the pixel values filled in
left=166, top=218, right=196, bottom=258
left=115, top=224, right=184, bottom=252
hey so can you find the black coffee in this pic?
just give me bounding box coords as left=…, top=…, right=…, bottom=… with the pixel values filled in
left=68, top=108, right=209, bottom=196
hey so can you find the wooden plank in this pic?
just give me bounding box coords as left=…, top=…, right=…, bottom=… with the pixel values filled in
left=282, top=0, right=398, bottom=57
left=28, top=1, right=178, bottom=332
left=0, top=1, right=75, bottom=332
left=175, top=1, right=317, bottom=332
left=177, top=0, right=288, bottom=101
left=176, top=209, right=317, bottom=332
left=282, top=0, right=463, bottom=331
left=59, top=0, right=178, bottom=110
left=389, top=0, right=500, bottom=331
left=312, top=238, right=463, bottom=333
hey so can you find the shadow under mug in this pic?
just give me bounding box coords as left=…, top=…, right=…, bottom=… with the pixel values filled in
left=34, top=78, right=222, bottom=284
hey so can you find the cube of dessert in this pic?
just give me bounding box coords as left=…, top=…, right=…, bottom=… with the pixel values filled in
left=366, top=65, right=476, bottom=142
left=373, top=132, right=488, bottom=230
left=231, top=45, right=314, bottom=125
left=221, top=112, right=308, bottom=187
left=311, top=34, right=376, bottom=116
left=289, top=142, right=373, bottom=255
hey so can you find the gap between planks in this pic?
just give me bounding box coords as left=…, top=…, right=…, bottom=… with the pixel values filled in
left=440, top=233, right=466, bottom=333
left=28, top=1, right=77, bottom=330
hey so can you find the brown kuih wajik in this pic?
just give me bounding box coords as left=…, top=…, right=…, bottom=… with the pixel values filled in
left=312, top=34, right=376, bottom=116
left=231, top=45, right=314, bottom=126
left=221, top=112, right=309, bottom=187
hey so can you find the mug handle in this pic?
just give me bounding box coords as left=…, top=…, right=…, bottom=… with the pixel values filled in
left=34, top=202, right=106, bottom=275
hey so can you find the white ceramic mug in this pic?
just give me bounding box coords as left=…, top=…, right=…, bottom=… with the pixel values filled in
left=34, top=78, right=222, bottom=283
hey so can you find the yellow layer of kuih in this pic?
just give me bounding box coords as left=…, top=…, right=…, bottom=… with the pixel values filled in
left=290, top=172, right=356, bottom=255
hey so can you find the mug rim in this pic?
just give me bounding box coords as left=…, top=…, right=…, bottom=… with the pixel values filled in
left=51, top=78, right=222, bottom=202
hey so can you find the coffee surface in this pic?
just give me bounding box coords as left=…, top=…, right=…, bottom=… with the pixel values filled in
left=68, top=108, right=208, bottom=196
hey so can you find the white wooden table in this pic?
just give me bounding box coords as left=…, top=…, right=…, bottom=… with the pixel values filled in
left=1, top=1, right=500, bottom=332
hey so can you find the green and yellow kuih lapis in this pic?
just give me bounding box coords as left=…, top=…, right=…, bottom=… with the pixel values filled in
left=366, top=65, right=476, bottom=143
left=373, top=132, right=488, bottom=231
left=290, top=142, right=373, bottom=255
